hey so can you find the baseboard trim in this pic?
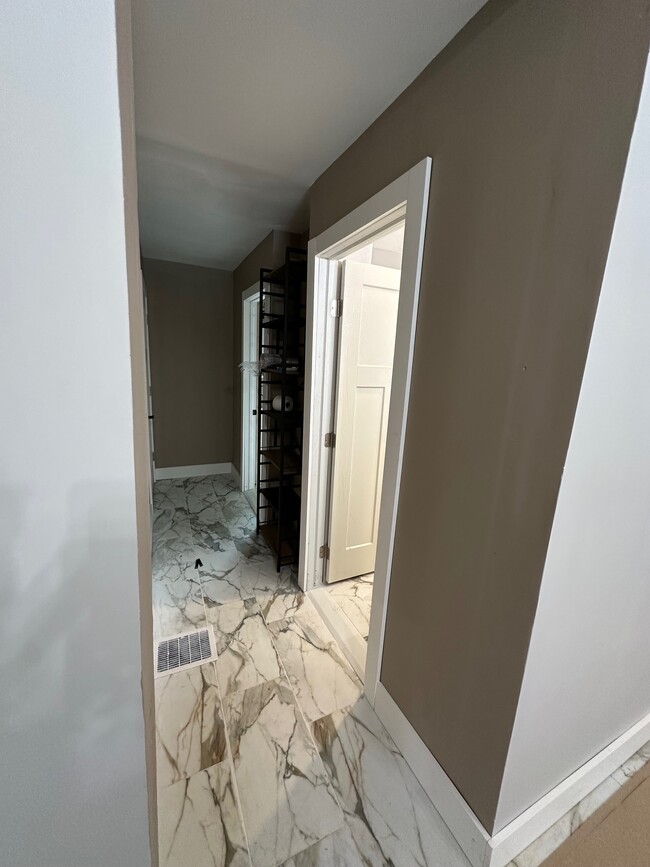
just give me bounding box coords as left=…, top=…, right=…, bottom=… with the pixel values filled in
left=309, top=586, right=367, bottom=680
left=488, top=707, right=650, bottom=867
left=373, top=682, right=490, bottom=866
left=372, top=682, right=650, bottom=867
left=154, top=462, right=232, bottom=481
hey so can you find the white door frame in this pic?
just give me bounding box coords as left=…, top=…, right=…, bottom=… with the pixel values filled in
left=241, top=283, right=260, bottom=496
left=298, top=157, right=431, bottom=705
left=141, top=270, right=155, bottom=508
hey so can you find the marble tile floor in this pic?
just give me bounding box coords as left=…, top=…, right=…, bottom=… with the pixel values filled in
left=323, top=573, right=373, bottom=642
left=152, top=474, right=650, bottom=867
left=152, top=474, right=472, bottom=867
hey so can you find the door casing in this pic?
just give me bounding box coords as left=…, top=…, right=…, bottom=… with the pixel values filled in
left=299, top=157, right=431, bottom=703
left=241, top=283, right=260, bottom=500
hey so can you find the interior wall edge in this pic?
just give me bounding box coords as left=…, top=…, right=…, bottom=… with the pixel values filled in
left=308, top=0, right=650, bottom=830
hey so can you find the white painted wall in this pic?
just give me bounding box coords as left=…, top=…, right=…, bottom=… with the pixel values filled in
left=494, top=52, right=650, bottom=832
left=0, top=2, right=152, bottom=864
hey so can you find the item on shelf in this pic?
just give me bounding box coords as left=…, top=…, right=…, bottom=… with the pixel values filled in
left=260, top=352, right=283, bottom=370
left=272, top=395, right=294, bottom=412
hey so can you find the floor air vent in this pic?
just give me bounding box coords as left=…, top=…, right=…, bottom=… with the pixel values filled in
left=156, top=628, right=214, bottom=676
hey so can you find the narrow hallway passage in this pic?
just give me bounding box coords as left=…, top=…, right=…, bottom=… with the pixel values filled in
left=152, top=473, right=471, bottom=867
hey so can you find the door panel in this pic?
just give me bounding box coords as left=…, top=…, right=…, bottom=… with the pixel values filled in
left=328, top=261, right=400, bottom=583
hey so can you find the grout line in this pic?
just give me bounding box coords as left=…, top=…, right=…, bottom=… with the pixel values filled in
left=216, top=673, right=254, bottom=867
left=154, top=473, right=344, bottom=863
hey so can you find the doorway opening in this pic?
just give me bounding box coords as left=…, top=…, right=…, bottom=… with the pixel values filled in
left=299, top=158, right=431, bottom=699
left=241, top=284, right=260, bottom=510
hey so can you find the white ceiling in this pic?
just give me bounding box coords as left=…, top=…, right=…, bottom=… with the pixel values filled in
left=132, top=0, right=487, bottom=271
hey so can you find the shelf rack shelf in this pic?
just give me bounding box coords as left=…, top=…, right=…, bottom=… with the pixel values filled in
left=256, top=247, right=307, bottom=571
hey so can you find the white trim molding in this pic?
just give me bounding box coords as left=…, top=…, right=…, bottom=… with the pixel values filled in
left=299, top=158, right=432, bottom=710
left=489, top=708, right=650, bottom=866
left=154, top=462, right=233, bottom=481
left=374, top=681, right=650, bottom=867
left=241, top=282, right=260, bottom=493
left=309, top=586, right=367, bottom=680
left=374, top=683, right=491, bottom=867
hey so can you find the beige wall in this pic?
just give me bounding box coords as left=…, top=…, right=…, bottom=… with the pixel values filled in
left=310, top=0, right=650, bottom=832
left=143, top=259, right=233, bottom=469
left=232, top=230, right=304, bottom=475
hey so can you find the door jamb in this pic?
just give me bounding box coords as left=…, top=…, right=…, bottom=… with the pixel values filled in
left=298, top=157, right=432, bottom=705
left=241, top=283, right=260, bottom=495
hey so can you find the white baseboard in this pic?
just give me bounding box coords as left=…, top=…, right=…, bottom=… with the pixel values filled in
left=372, top=682, right=650, bottom=867
left=154, top=462, right=232, bottom=481
left=309, top=585, right=368, bottom=680
left=373, top=682, right=490, bottom=867
left=488, top=707, right=650, bottom=867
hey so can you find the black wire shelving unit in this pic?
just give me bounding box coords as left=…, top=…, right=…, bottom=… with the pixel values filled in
left=256, top=247, right=307, bottom=571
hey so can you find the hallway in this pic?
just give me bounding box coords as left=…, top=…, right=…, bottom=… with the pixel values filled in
left=152, top=474, right=471, bottom=867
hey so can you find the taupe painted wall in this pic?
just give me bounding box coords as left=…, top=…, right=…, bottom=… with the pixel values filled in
left=310, top=0, right=650, bottom=832
left=143, top=259, right=233, bottom=469
left=232, top=230, right=304, bottom=475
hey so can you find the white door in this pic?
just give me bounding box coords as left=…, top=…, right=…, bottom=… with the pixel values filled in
left=327, top=261, right=400, bottom=583
left=241, top=288, right=260, bottom=506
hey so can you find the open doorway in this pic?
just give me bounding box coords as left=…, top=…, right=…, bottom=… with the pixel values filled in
left=299, top=158, right=431, bottom=694
left=241, top=284, right=260, bottom=509
left=327, top=223, right=404, bottom=588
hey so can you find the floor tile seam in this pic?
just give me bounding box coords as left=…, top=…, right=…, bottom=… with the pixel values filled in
left=330, top=598, right=368, bottom=644
left=264, top=602, right=354, bottom=822
left=272, top=605, right=365, bottom=691
left=223, top=670, right=346, bottom=867
left=214, top=664, right=254, bottom=867
left=154, top=480, right=250, bottom=855
left=154, top=658, right=222, bottom=788
left=180, top=484, right=226, bottom=631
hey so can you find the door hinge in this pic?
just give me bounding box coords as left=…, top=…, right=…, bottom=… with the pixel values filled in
left=319, top=544, right=330, bottom=560
left=324, top=432, right=336, bottom=448
left=330, top=298, right=343, bottom=318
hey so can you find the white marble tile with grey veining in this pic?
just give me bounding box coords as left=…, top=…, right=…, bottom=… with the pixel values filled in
left=221, top=491, right=258, bottom=540
left=183, top=475, right=221, bottom=504
left=233, top=529, right=270, bottom=563
left=311, top=696, right=471, bottom=867
left=155, top=661, right=227, bottom=789
left=153, top=507, right=195, bottom=565
left=189, top=499, right=233, bottom=550
left=324, top=575, right=373, bottom=641
left=154, top=478, right=188, bottom=511
left=209, top=597, right=282, bottom=697
left=278, top=824, right=366, bottom=867
left=258, top=578, right=311, bottom=625
left=158, top=762, right=251, bottom=867
left=269, top=602, right=362, bottom=723
left=211, top=473, right=241, bottom=498
left=242, top=557, right=294, bottom=601
left=224, top=677, right=344, bottom=867
left=153, top=557, right=207, bottom=641
left=199, top=541, right=257, bottom=609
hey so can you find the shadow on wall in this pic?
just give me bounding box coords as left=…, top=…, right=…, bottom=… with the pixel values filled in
left=0, top=484, right=150, bottom=867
